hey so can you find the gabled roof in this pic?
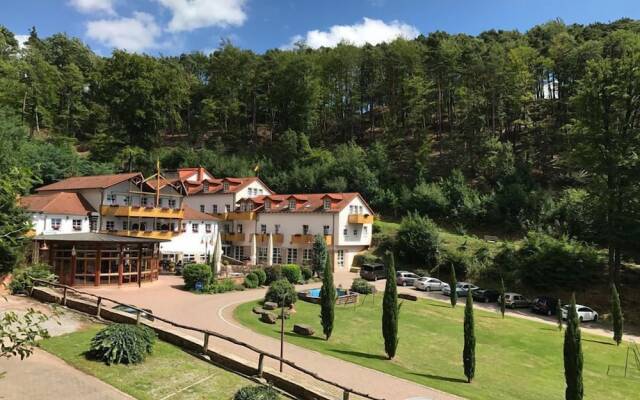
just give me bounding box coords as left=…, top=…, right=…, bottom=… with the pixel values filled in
left=182, top=205, right=221, bottom=221
left=20, top=192, right=96, bottom=215
left=249, top=192, right=367, bottom=213
left=36, top=173, right=142, bottom=192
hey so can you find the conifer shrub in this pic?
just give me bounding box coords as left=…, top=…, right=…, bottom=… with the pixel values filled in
left=88, top=323, right=156, bottom=365
left=244, top=272, right=259, bottom=289
left=233, top=385, right=280, bottom=400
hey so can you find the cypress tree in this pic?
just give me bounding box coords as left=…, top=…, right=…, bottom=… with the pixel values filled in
left=499, top=277, right=506, bottom=318
left=611, top=284, right=623, bottom=345
left=463, top=292, right=476, bottom=383
left=564, top=294, right=583, bottom=400
left=382, top=250, right=399, bottom=359
left=311, top=234, right=328, bottom=278
left=557, top=298, right=563, bottom=332
left=319, top=252, right=336, bottom=340
left=450, top=263, right=458, bottom=308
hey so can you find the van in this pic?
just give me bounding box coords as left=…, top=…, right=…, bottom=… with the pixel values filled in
left=360, top=263, right=386, bottom=281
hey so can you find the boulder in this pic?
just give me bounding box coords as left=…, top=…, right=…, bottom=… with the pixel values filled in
left=293, top=324, right=315, bottom=336
left=260, top=312, right=277, bottom=324
left=263, top=301, right=278, bottom=310
left=252, top=306, right=266, bottom=315
left=398, top=293, right=418, bottom=301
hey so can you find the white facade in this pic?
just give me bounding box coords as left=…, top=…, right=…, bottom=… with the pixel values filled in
left=28, top=213, right=91, bottom=235
left=160, top=218, right=220, bottom=264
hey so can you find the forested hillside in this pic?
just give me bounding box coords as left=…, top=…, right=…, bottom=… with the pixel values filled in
left=1, top=19, right=640, bottom=284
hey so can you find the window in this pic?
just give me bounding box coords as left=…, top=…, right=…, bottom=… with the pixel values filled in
left=203, top=182, right=209, bottom=192
left=247, top=202, right=253, bottom=211
left=122, top=221, right=128, bottom=230
left=224, top=224, right=231, bottom=233
left=123, top=196, right=130, bottom=205
left=302, top=225, right=309, bottom=235
left=106, top=221, right=114, bottom=231
left=73, top=219, right=82, bottom=231
left=107, top=193, right=116, bottom=204
left=323, top=198, right=331, bottom=210
left=223, top=182, right=230, bottom=192
left=260, top=224, right=267, bottom=234
left=50, top=218, right=61, bottom=230
left=323, top=225, right=330, bottom=235
left=363, top=226, right=368, bottom=236
left=359, top=205, right=363, bottom=214
left=337, top=250, right=344, bottom=268
left=205, top=224, right=212, bottom=233
left=192, top=223, right=199, bottom=233
left=287, top=248, right=298, bottom=264
left=274, top=224, right=280, bottom=234
left=302, top=249, right=313, bottom=264
left=272, top=248, right=282, bottom=264
left=181, top=223, right=187, bottom=232
left=200, top=205, right=205, bottom=213
left=141, top=197, right=148, bottom=206
left=169, top=199, right=176, bottom=208
left=259, top=189, right=263, bottom=195
left=237, top=224, right=243, bottom=233
left=158, top=198, right=164, bottom=207
left=212, top=205, right=218, bottom=213
left=288, top=199, right=296, bottom=210
left=258, top=247, right=268, bottom=263
left=264, top=199, right=271, bottom=211
left=234, top=246, right=244, bottom=260
left=353, top=229, right=358, bottom=236
left=225, top=204, right=231, bottom=212
left=343, top=228, right=348, bottom=236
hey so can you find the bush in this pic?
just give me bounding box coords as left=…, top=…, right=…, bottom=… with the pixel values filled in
left=439, top=247, right=478, bottom=281
left=281, top=264, right=302, bottom=284
left=253, top=268, right=267, bottom=286
left=352, top=252, right=379, bottom=267
left=263, top=266, right=282, bottom=285
left=233, top=385, right=280, bottom=400
left=244, top=272, right=259, bottom=289
left=265, top=279, right=297, bottom=307
left=300, top=265, right=313, bottom=281
left=210, top=278, right=236, bottom=293
left=182, top=264, right=212, bottom=290
left=396, top=212, right=441, bottom=267
left=412, top=182, right=449, bottom=219
left=9, top=264, right=57, bottom=294
left=88, top=323, right=156, bottom=365
left=351, top=278, right=374, bottom=294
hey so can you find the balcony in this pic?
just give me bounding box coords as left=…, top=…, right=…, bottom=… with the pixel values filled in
left=348, top=214, right=374, bottom=224
left=226, top=211, right=257, bottom=221
left=101, top=205, right=184, bottom=219
left=110, top=230, right=179, bottom=240
left=222, top=232, right=245, bottom=242
left=256, top=233, right=284, bottom=245
left=290, top=234, right=333, bottom=246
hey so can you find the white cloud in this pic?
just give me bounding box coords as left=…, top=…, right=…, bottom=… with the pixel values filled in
left=157, top=0, right=248, bottom=32
left=86, top=12, right=162, bottom=52
left=68, top=0, right=116, bottom=15
left=284, top=17, right=419, bottom=49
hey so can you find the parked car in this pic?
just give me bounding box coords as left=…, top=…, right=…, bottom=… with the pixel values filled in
left=501, top=293, right=530, bottom=309
left=561, top=304, right=599, bottom=322
left=360, top=263, right=386, bottom=281
left=112, top=305, right=155, bottom=321
left=414, top=277, right=445, bottom=292
left=396, top=271, right=421, bottom=286
left=472, top=288, right=500, bottom=303
left=531, top=296, right=559, bottom=316
left=442, top=282, right=479, bottom=297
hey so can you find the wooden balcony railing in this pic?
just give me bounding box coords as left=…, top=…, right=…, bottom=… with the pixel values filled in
left=100, top=205, right=184, bottom=219
left=111, top=230, right=178, bottom=240
left=255, top=233, right=284, bottom=245
left=347, top=214, right=374, bottom=224
left=222, top=232, right=245, bottom=242
left=226, top=211, right=257, bottom=221
left=290, top=234, right=333, bottom=246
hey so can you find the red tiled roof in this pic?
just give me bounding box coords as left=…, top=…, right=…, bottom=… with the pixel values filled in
left=182, top=205, right=221, bottom=221
left=20, top=192, right=96, bottom=215
left=36, top=173, right=142, bottom=192
left=247, top=193, right=364, bottom=213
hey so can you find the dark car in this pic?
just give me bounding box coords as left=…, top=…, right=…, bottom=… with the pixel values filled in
left=472, top=288, right=500, bottom=303
left=112, top=305, right=155, bottom=321
left=531, top=296, right=559, bottom=316
left=360, top=263, right=386, bottom=281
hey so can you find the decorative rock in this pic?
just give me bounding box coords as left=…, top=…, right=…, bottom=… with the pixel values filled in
left=399, top=293, right=418, bottom=301
left=260, top=312, right=277, bottom=324
left=293, top=324, right=315, bottom=336
left=263, top=301, right=278, bottom=310
left=252, top=306, right=266, bottom=315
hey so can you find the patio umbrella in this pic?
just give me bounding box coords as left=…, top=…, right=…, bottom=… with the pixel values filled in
left=213, top=230, right=223, bottom=276
left=250, top=233, right=257, bottom=265
left=267, top=233, right=273, bottom=267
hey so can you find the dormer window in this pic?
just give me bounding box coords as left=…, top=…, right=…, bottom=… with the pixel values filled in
left=323, top=198, right=331, bottom=210
left=223, top=181, right=230, bottom=192
left=288, top=199, right=296, bottom=210
left=203, top=181, right=209, bottom=192
left=265, top=199, right=271, bottom=211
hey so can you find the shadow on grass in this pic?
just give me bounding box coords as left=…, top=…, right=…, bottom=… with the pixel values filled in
left=410, top=372, right=467, bottom=383
left=284, top=332, right=326, bottom=341
left=539, top=327, right=559, bottom=332
left=424, top=302, right=452, bottom=309
left=582, top=338, right=615, bottom=346
left=330, top=349, right=388, bottom=360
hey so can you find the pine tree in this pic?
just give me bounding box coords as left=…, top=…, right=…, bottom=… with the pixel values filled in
left=611, top=284, right=623, bottom=346
left=450, top=264, right=458, bottom=308
left=557, top=299, right=563, bottom=332
left=499, top=277, right=506, bottom=318
left=382, top=250, right=399, bottom=359
left=319, top=253, right=336, bottom=340
left=564, top=294, right=584, bottom=400
left=463, top=292, right=476, bottom=383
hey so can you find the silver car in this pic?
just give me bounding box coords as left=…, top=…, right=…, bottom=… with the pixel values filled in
left=414, top=277, right=445, bottom=292
left=396, top=271, right=421, bottom=286
left=442, top=282, right=479, bottom=297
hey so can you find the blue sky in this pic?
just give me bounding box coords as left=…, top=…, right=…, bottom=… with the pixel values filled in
left=3, top=0, right=640, bottom=55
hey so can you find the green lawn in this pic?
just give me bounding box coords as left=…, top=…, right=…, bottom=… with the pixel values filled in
left=41, top=325, right=256, bottom=400
left=235, top=297, right=637, bottom=400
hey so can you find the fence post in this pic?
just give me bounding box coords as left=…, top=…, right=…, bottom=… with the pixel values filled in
left=257, top=353, right=265, bottom=378
left=136, top=310, right=141, bottom=325
left=96, top=297, right=102, bottom=318
left=62, top=287, right=67, bottom=306
left=343, top=390, right=350, bottom=400
left=203, top=333, right=210, bottom=354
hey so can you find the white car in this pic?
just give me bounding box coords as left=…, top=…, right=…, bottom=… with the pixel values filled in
left=562, top=304, right=599, bottom=322
left=414, top=277, right=445, bottom=292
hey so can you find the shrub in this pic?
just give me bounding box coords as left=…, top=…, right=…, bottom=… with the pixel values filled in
left=265, top=279, right=297, bottom=307
left=281, top=264, right=302, bottom=284
left=233, top=385, right=280, bottom=400
left=300, top=265, right=313, bottom=281
left=352, top=252, right=379, bottom=267
left=244, top=272, right=259, bottom=289
left=439, top=247, right=477, bottom=280
left=396, top=212, right=441, bottom=267
left=351, top=278, right=374, bottom=294
left=263, top=266, right=282, bottom=285
left=88, top=323, right=156, bottom=365
left=253, top=268, right=267, bottom=286
left=9, top=264, right=57, bottom=294
left=182, top=264, right=212, bottom=290
left=412, top=181, right=449, bottom=219
left=210, top=278, right=236, bottom=293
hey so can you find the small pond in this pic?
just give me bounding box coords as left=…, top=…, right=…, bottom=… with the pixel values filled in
left=298, top=288, right=358, bottom=305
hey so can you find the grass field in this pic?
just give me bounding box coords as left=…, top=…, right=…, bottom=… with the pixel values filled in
left=40, top=325, right=256, bottom=400
left=235, top=296, right=638, bottom=400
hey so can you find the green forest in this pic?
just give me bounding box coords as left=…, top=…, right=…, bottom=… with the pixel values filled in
left=1, top=19, right=640, bottom=286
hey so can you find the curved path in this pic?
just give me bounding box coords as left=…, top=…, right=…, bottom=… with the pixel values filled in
left=83, top=274, right=460, bottom=400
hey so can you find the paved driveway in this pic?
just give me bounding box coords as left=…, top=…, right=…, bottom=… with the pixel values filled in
left=83, top=274, right=461, bottom=400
